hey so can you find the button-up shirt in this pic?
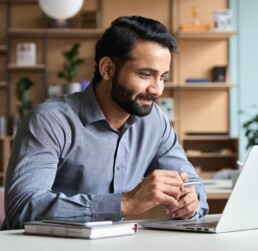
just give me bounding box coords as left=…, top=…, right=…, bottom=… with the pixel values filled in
left=3, top=83, right=208, bottom=229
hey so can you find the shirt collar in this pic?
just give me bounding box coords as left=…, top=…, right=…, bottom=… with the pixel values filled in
left=80, top=81, right=141, bottom=127
left=80, top=82, right=106, bottom=126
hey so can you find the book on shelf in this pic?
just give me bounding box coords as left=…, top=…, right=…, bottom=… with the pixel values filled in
left=185, top=78, right=210, bottom=83
left=156, top=97, right=174, bottom=121
left=24, top=220, right=138, bottom=240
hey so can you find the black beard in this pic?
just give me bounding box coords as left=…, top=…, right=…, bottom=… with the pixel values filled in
left=111, top=71, right=156, bottom=117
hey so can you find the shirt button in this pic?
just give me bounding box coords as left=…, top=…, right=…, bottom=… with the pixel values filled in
left=116, top=166, right=120, bottom=171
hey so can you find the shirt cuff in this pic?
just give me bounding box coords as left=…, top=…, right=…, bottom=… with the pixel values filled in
left=91, top=193, right=123, bottom=221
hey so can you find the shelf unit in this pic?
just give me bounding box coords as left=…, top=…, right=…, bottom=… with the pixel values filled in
left=163, top=0, right=239, bottom=178
left=0, top=0, right=238, bottom=185
left=183, top=136, right=238, bottom=178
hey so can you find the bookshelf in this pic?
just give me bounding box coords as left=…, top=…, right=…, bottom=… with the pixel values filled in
left=0, top=0, right=238, bottom=185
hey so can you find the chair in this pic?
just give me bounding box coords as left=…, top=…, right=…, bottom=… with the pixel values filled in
left=0, top=187, right=5, bottom=228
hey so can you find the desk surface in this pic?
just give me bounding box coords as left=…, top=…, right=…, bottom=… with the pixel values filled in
left=1, top=228, right=258, bottom=251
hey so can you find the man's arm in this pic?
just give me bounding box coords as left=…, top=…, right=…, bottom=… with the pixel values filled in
left=4, top=112, right=123, bottom=229
left=146, top=116, right=209, bottom=218
left=120, top=112, right=208, bottom=218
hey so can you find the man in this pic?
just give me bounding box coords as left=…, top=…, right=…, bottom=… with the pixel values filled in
left=3, top=16, right=208, bottom=230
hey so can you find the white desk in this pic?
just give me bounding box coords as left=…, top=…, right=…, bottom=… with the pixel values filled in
left=1, top=228, right=258, bottom=251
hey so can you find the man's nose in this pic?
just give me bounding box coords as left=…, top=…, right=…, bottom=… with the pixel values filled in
left=147, top=79, right=164, bottom=97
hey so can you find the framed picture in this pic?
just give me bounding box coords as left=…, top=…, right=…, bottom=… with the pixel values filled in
left=214, top=9, right=233, bottom=31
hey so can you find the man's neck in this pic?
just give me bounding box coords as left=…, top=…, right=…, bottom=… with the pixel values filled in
left=94, top=81, right=130, bottom=130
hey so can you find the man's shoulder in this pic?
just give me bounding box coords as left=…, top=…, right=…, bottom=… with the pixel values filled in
left=31, top=92, right=81, bottom=118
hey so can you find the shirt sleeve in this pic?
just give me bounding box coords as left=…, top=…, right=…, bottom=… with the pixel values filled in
left=146, top=114, right=209, bottom=218
left=4, top=112, right=123, bottom=230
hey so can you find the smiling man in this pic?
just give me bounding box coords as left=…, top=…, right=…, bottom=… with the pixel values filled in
left=3, top=16, right=208, bottom=230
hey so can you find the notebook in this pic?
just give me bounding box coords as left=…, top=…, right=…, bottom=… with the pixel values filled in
left=143, top=145, right=258, bottom=233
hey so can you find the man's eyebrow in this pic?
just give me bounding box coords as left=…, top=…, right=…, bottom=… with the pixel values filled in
left=138, top=67, right=170, bottom=75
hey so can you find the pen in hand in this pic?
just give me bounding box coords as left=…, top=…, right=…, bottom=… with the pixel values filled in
left=183, top=181, right=201, bottom=187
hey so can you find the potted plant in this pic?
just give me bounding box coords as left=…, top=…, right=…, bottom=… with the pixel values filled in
left=16, top=77, right=34, bottom=119
left=58, top=43, right=85, bottom=94
left=240, top=106, right=258, bottom=149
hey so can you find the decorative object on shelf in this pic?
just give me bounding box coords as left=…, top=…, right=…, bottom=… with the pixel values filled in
left=157, top=98, right=174, bottom=121
left=16, top=43, right=36, bottom=66
left=212, top=66, right=227, bottom=82
left=240, top=105, right=258, bottom=149
left=0, top=116, right=7, bottom=137
left=16, top=77, right=34, bottom=119
left=38, top=0, right=84, bottom=28
left=180, top=7, right=210, bottom=31
left=81, top=10, right=98, bottom=29
left=81, top=80, right=90, bottom=91
left=47, top=84, right=62, bottom=99
left=57, top=43, right=85, bottom=94
left=191, top=7, right=200, bottom=25
left=214, top=9, right=233, bottom=31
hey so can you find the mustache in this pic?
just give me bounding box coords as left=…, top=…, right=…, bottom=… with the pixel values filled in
left=135, top=93, right=157, bottom=102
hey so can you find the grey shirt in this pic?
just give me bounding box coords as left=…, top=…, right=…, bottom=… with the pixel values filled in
left=3, top=83, right=208, bottom=229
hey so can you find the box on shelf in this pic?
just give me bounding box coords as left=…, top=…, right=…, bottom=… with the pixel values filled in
left=157, top=97, right=174, bottom=121
left=214, top=9, right=233, bottom=31
left=16, top=43, right=36, bottom=66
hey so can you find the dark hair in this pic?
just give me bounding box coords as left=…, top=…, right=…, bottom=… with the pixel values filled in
left=92, top=16, right=177, bottom=84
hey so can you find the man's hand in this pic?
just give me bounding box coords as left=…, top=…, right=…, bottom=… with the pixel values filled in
left=164, top=186, right=199, bottom=218
left=121, top=170, right=187, bottom=216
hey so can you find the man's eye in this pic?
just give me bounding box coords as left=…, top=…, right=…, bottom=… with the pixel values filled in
left=139, top=73, right=151, bottom=78
left=161, top=76, right=168, bottom=82
left=161, top=75, right=169, bottom=82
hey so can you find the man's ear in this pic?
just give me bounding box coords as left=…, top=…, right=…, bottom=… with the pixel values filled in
left=99, top=57, right=115, bottom=80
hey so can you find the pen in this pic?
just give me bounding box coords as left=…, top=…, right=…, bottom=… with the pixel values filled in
left=183, top=181, right=201, bottom=187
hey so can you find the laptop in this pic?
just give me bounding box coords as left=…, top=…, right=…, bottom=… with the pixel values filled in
left=142, top=145, right=258, bottom=233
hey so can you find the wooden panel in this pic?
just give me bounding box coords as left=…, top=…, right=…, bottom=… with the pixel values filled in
left=0, top=89, right=7, bottom=116
left=10, top=4, right=44, bottom=28
left=0, top=54, right=6, bottom=80
left=102, top=0, right=171, bottom=28
left=178, top=40, right=228, bottom=83
left=0, top=3, right=7, bottom=45
left=179, top=90, right=229, bottom=135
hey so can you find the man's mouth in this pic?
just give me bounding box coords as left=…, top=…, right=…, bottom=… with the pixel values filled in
left=138, top=98, right=154, bottom=106
left=136, top=94, right=157, bottom=106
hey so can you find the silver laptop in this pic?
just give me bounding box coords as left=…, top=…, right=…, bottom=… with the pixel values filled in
left=143, top=145, right=258, bottom=233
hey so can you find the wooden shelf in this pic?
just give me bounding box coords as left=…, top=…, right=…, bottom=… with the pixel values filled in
left=184, top=135, right=233, bottom=140
left=8, top=28, right=103, bottom=38
left=8, top=64, right=46, bottom=70
left=165, top=83, right=237, bottom=90
left=0, top=81, right=7, bottom=88
left=177, top=30, right=237, bottom=40
left=187, top=152, right=237, bottom=158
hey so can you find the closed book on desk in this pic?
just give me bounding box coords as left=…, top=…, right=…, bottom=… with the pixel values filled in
left=24, top=221, right=138, bottom=239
